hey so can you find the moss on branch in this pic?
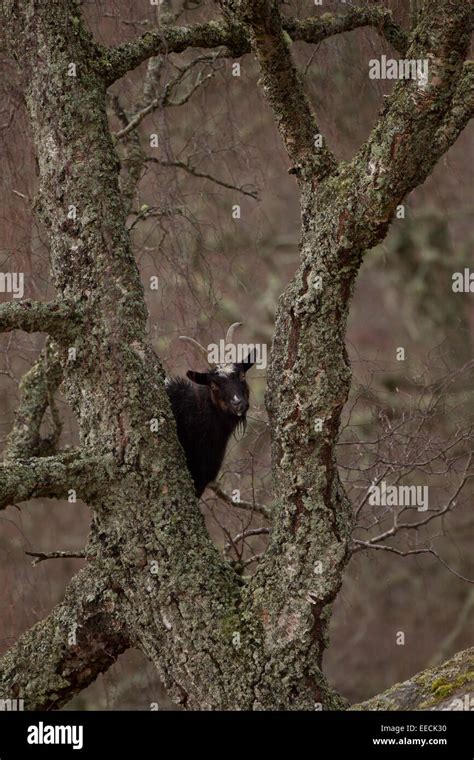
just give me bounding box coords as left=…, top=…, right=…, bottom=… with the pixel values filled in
left=0, top=563, right=129, bottom=710
left=102, top=7, right=408, bottom=86
left=0, top=451, right=110, bottom=510
left=101, top=20, right=247, bottom=86
left=351, top=648, right=474, bottom=710
left=285, top=7, right=409, bottom=55
left=4, top=339, right=63, bottom=460
left=0, top=300, right=82, bottom=343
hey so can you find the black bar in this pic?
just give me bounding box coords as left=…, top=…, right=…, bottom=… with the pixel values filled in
left=0, top=710, right=472, bottom=757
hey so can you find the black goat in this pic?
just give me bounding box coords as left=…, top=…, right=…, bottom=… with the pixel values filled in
left=166, top=324, right=254, bottom=497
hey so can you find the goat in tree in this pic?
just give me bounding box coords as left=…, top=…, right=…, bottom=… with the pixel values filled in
left=166, top=323, right=255, bottom=497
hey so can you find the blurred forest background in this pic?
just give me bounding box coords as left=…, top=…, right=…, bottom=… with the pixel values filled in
left=0, top=0, right=472, bottom=709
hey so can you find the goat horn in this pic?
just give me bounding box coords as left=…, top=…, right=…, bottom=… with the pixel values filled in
left=225, top=322, right=242, bottom=346
left=179, top=336, right=215, bottom=367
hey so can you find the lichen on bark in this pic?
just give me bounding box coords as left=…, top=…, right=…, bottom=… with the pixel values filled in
left=351, top=648, right=474, bottom=711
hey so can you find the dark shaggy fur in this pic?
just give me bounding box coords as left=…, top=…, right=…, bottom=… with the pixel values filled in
left=166, top=360, right=253, bottom=497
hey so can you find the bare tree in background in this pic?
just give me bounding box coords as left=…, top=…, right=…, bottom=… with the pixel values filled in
left=0, top=0, right=472, bottom=710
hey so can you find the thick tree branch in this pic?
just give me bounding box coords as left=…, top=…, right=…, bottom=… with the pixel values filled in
left=432, top=60, right=474, bottom=159
left=4, top=339, right=63, bottom=460
left=0, top=451, right=110, bottom=510
left=227, top=2, right=472, bottom=711
left=0, top=300, right=80, bottom=342
left=284, top=7, right=409, bottom=56
left=1, top=0, right=256, bottom=711
left=0, top=563, right=129, bottom=710
left=351, top=647, right=474, bottom=710
left=102, top=8, right=408, bottom=86
left=220, top=0, right=337, bottom=180
left=101, top=20, right=244, bottom=86
left=349, top=0, right=473, bottom=249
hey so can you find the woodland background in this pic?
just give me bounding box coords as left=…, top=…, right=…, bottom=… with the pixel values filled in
left=0, top=0, right=472, bottom=709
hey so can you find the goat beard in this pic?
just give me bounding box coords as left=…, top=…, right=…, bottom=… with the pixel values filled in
left=234, top=416, right=247, bottom=441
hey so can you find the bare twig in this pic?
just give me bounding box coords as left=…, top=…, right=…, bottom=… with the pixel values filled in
left=114, top=53, right=222, bottom=139
left=147, top=158, right=258, bottom=199
left=209, top=482, right=271, bottom=518
left=241, top=552, right=264, bottom=569
left=25, top=550, right=87, bottom=567
left=224, top=526, right=270, bottom=556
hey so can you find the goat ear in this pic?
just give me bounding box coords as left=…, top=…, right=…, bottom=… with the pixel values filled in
left=235, top=351, right=255, bottom=374
left=186, top=370, right=210, bottom=385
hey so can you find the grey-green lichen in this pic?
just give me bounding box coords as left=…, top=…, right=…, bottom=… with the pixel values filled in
left=351, top=648, right=474, bottom=711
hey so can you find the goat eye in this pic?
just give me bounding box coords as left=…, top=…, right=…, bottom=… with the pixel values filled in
left=210, top=382, right=219, bottom=392
left=239, top=372, right=245, bottom=382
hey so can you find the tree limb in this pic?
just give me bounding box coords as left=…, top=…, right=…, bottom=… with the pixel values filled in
left=349, top=0, right=473, bottom=250
left=353, top=542, right=474, bottom=584
left=220, top=0, right=337, bottom=180
left=102, top=8, right=408, bottom=86
left=209, top=482, right=271, bottom=518
left=4, top=339, right=63, bottom=460
left=0, top=563, right=129, bottom=710
left=353, top=455, right=473, bottom=549
left=101, top=20, right=244, bottom=86
left=114, top=51, right=223, bottom=139
left=432, top=60, right=474, bottom=159
left=1, top=0, right=256, bottom=711
left=351, top=647, right=474, bottom=710
left=284, top=7, right=409, bottom=56
left=0, top=451, right=110, bottom=510
left=0, top=300, right=81, bottom=343
left=147, top=158, right=259, bottom=199
left=224, top=527, right=270, bottom=556
left=25, top=550, right=87, bottom=566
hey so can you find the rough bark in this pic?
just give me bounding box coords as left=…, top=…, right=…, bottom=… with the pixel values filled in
left=4, top=339, right=63, bottom=459
left=0, top=563, right=129, bottom=710
left=0, top=0, right=472, bottom=711
left=351, top=647, right=474, bottom=711
left=0, top=300, right=81, bottom=341
left=103, top=6, right=408, bottom=85
left=0, top=451, right=108, bottom=510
